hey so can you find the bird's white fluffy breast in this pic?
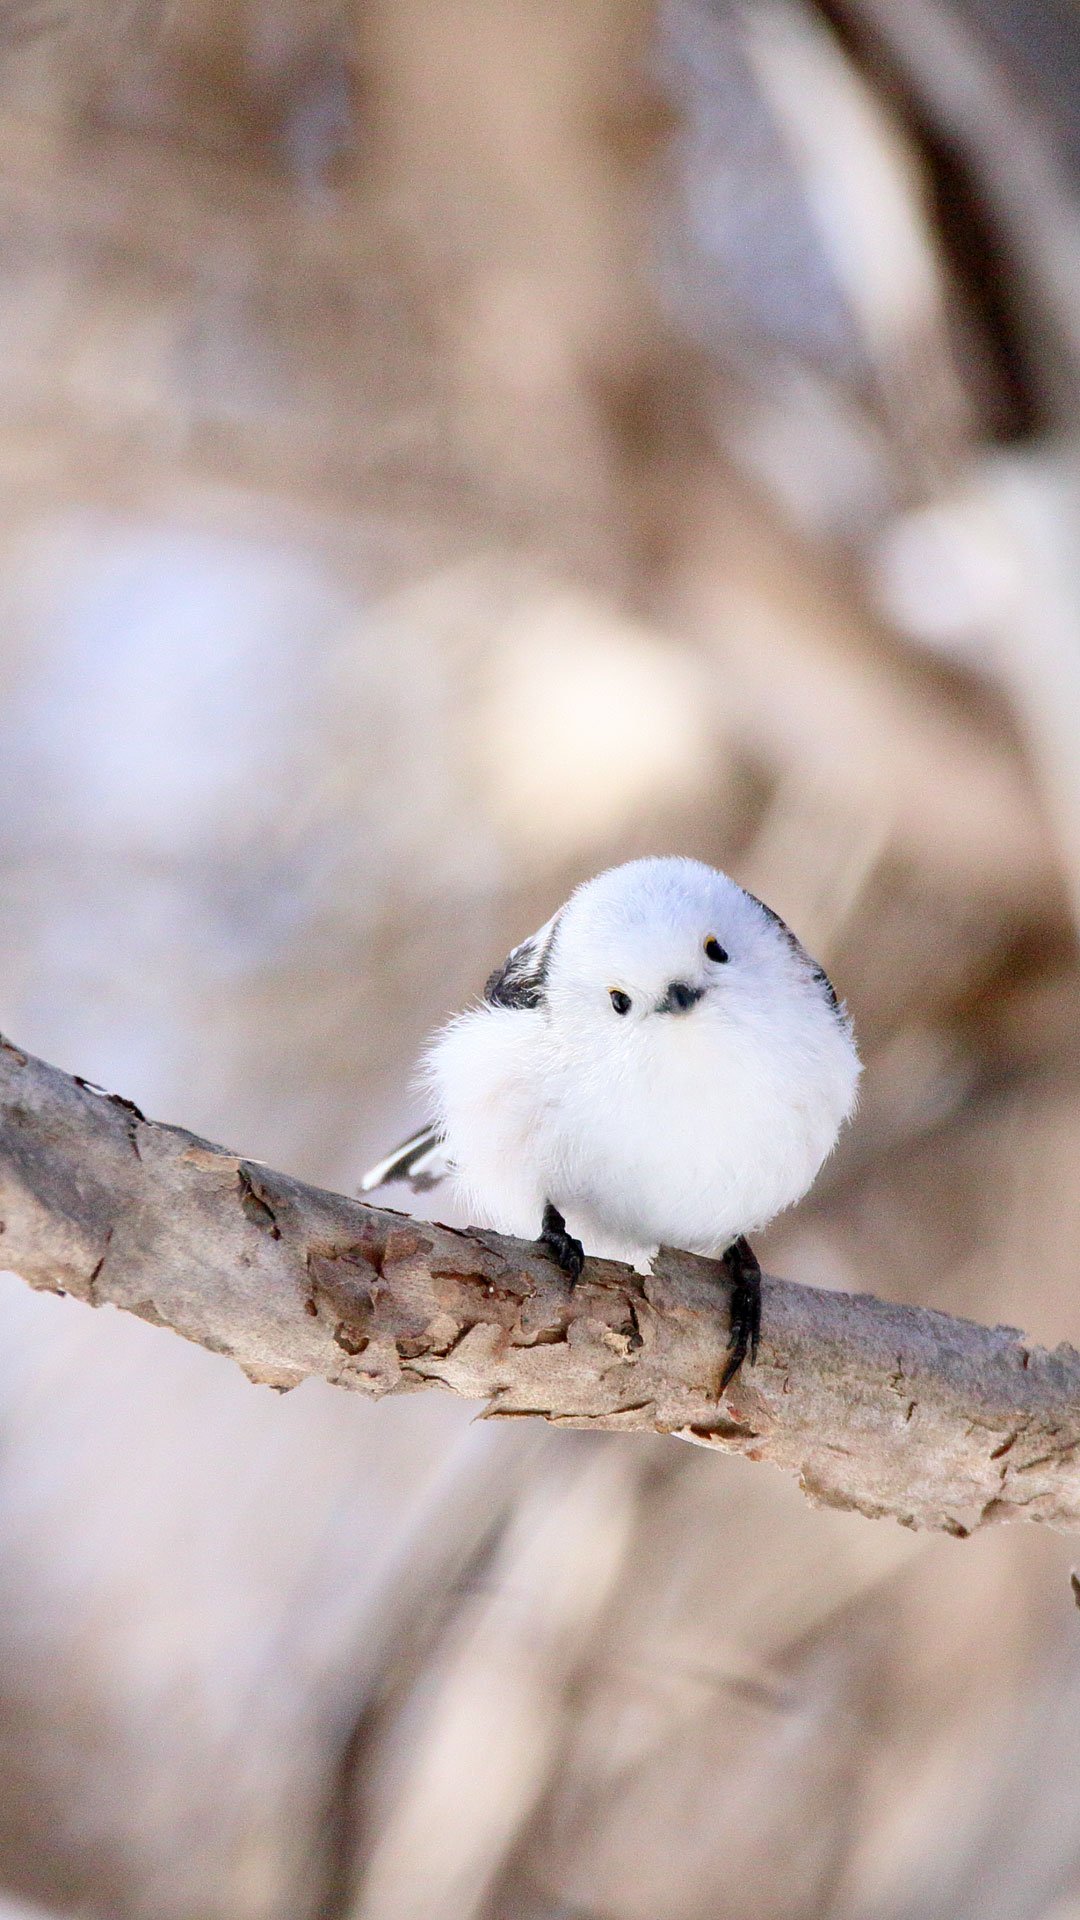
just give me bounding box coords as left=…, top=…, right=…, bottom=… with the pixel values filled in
left=545, top=968, right=857, bottom=1256
left=424, top=959, right=859, bottom=1260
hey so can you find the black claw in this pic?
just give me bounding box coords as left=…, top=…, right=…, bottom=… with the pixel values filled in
left=539, top=1201, right=585, bottom=1281
left=717, top=1234, right=762, bottom=1394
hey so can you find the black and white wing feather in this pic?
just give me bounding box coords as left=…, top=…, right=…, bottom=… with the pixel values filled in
left=483, top=908, right=563, bottom=1010
left=360, top=908, right=564, bottom=1195
left=359, top=1124, right=448, bottom=1194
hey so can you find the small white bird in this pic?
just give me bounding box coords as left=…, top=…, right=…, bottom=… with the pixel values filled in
left=361, top=857, right=860, bottom=1387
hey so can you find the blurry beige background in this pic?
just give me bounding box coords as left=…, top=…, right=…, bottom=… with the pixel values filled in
left=3, top=1, right=1080, bottom=1916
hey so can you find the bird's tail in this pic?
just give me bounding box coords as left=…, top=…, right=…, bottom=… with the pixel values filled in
left=359, top=1123, right=448, bottom=1194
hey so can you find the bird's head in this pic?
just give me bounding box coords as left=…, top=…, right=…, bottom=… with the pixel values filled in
left=543, top=856, right=809, bottom=1044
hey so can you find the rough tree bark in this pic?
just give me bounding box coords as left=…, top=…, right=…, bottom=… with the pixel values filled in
left=2, top=1034, right=1079, bottom=1537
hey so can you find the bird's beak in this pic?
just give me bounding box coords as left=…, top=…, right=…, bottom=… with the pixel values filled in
left=656, top=981, right=705, bottom=1015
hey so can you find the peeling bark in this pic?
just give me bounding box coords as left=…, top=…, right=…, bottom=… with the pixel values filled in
left=2, top=1036, right=1080, bottom=1535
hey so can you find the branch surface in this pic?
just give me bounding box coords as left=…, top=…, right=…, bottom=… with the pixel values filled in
left=2, top=1036, right=1079, bottom=1536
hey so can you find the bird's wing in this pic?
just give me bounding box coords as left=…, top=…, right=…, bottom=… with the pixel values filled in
left=359, top=1123, right=450, bottom=1194
left=483, top=907, right=564, bottom=1010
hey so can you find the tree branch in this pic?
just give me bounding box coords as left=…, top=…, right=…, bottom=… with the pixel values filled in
left=2, top=1035, right=1079, bottom=1535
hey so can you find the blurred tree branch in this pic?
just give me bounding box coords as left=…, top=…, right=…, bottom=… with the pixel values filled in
left=2, top=1034, right=1079, bottom=1538
left=824, top=0, right=1080, bottom=423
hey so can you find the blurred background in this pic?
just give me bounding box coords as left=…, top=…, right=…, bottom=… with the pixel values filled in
left=2, top=0, right=1080, bottom=1915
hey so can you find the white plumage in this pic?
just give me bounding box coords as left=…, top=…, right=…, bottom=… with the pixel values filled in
left=362, top=858, right=860, bottom=1302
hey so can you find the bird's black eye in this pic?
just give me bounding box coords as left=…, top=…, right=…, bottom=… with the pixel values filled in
left=704, top=935, right=728, bottom=964
left=609, top=989, right=632, bottom=1015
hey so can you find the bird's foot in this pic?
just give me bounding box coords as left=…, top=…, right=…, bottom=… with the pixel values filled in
left=539, top=1201, right=585, bottom=1281
left=717, top=1235, right=761, bottom=1394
